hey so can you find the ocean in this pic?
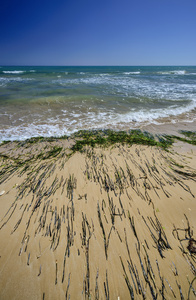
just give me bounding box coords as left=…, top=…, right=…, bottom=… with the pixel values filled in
left=0, top=66, right=196, bottom=141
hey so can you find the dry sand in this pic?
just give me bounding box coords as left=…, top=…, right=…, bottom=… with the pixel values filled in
left=0, top=136, right=196, bottom=299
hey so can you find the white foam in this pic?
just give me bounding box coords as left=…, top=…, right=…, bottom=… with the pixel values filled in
left=158, top=71, right=170, bottom=75
left=158, top=70, right=186, bottom=75
left=0, top=77, right=33, bottom=86
left=1, top=98, right=196, bottom=142
left=171, top=70, right=186, bottom=75
left=124, top=72, right=141, bottom=75
left=50, top=72, right=196, bottom=108
left=124, top=102, right=196, bottom=123
left=3, top=70, right=26, bottom=74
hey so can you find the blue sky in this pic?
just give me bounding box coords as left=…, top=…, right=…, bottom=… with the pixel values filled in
left=0, top=0, right=196, bottom=65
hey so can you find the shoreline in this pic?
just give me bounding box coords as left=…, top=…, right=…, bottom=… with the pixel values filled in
left=1, top=65, right=196, bottom=143
left=0, top=129, right=196, bottom=299
left=1, top=119, right=196, bottom=144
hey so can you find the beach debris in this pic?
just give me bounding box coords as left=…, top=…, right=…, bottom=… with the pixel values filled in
left=165, top=278, right=176, bottom=298
left=0, top=190, right=5, bottom=196
left=95, top=269, right=99, bottom=300
left=38, top=265, right=42, bottom=276
left=187, top=276, right=196, bottom=299
left=187, top=238, right=196, bottom=254
left=27, top=253, right=30, bottom=266
left=120, top=256, right=134, bottom=299
left=176, top=281, right=185, bottom=300
left=55, top=260, right=58, bottom=285
left=65, top=273, right=71, bottom=300
left=104, top=270, right=110, bottom=300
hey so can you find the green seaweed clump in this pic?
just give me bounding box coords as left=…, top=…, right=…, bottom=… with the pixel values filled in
left=70, top=129, right=172, bottom=153
left=17, top=135, right=68, bottom=147
left=177, top=130, right=196, bottom=145
left=0, top=140, right=11, bottom=146
left=37, top=146, right=63, bottom=160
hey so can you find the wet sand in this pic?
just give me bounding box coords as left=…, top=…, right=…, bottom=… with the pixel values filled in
left=0, top=132, right=196, bottom=299
left=142, top=120, right=196, bottom=136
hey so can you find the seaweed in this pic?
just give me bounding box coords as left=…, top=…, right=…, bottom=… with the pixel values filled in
left=181, top=131, right=196, bottom=139
left=70, top=129, right=175, bottom=153
left=0, top=140, right=11, bottom=146
left=1, top=130, right=195, bottom=161
left=168, top=130, right=196, bottom=146
left=37, top=146, right=63, bottom=160
left=17, top=135, right=68, bottom=146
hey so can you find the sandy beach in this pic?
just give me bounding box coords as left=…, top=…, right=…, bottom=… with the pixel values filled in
left=0, top=129, right=196, bottom=299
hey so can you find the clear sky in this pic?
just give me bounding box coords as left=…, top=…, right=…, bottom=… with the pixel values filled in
left=0, top=0, right=196, bottom=66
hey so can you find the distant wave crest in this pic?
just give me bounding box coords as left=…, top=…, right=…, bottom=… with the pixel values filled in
left=3, top=70, right=26, bottom=74
left=158, top=70, right=186, bottom=75
left=123, top=72, right=141, bottom=75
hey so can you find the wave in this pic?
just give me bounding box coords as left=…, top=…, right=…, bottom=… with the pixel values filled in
left=171, top=70, right=186, bottom=75
left=0, top=76, right=33, bottom=87
left=123, top=72, right=141, bottom=75
left=52, top=74, right=196, bottom=103
left=3, top=70, right=26, bottom=74
left=1, top=66, right=196, bottom=141
left=158, top=70, right=186, bottom=75
left=1, top=100, right=195, bottom=142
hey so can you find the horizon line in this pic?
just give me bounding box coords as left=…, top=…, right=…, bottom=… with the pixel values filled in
left=1, top=64, right=196, bottom=67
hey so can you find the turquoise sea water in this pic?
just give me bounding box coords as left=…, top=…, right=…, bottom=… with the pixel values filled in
left=0, top=66, right=196, bottom=141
